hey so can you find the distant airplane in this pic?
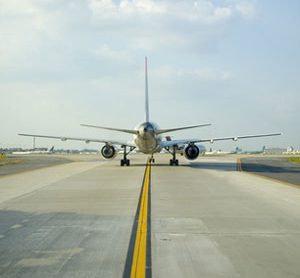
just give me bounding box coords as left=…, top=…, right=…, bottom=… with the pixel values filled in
left=12, top=146, right=55, bottom=155
left=19, top=58, right=281, bottom=166
left=48, top=146, right=55, bottom=154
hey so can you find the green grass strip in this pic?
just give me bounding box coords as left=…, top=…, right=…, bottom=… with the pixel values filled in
left=288, top=157, right=300, bottom=164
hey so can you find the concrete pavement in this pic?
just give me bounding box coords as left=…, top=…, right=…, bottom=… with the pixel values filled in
left=0, top=155, right=300, bottom=277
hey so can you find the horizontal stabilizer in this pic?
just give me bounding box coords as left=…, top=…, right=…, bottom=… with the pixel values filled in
left=80, top=124, right=138, bottom=135
left=157, top=123, right=211, bottom=135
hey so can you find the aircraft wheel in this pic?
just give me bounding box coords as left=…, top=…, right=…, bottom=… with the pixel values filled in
left=121, top=159, right=130, bottom=166
left=170, top=159, right=178, bottom=166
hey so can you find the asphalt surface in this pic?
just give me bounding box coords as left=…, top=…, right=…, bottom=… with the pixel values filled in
left=1, top=154, right=300, bottom=277
left=0, top=155, right=72, bottom=177
left=240, top=156, right=300, bottom=186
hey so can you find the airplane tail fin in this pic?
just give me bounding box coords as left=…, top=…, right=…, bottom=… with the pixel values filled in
left=145, top=56, right=149, bottom=122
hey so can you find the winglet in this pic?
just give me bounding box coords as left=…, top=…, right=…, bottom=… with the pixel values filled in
left=145, top=56, right=149, bottom=122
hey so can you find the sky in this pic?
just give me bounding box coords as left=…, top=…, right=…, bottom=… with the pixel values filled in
left=0, top=0, right=299, bottom=151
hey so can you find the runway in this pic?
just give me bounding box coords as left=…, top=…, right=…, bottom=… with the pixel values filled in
left=1, top=154, right=300, bottom=277
left=0, top=155, right=71, bottom=177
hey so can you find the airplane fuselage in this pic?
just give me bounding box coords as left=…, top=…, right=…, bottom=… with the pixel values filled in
left=134, top=122, right=162, bottom=154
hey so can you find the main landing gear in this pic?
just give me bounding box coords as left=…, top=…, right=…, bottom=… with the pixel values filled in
left=120, top=145, right=135, bottom=166
left=166, top=145, right=179, bottom=166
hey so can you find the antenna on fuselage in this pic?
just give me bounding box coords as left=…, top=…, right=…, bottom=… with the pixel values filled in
left=145, top=56, right=150, bottom=122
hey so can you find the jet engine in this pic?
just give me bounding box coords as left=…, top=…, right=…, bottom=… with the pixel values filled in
left=101, top=144, right=118, bottom=159
left=183, top=144, right=200, bottom=160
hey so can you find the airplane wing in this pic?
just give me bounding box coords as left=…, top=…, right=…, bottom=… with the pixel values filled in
left=160, top=132, right=282, bottom=148
left=160, top=139, right=199, bottom=148
left=195, top=133, right=282, bottom=143
left=18, top=133, right=136, bottom=147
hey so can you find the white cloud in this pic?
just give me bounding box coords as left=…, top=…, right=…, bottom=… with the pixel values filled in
left=120, top=0, right=166, bottom=15
left=88, top=0, right=236, bottom=24
left=87, top=0, right=254, bottom=25
left=0, top=0, right=40, bottom=16
left=235, top=1, right=255, bottom=19
left=86, top=0, right=256, bottom=53
left=88, top=0, right=165, bottom=19
left=0, top=0, right=257, bottom=72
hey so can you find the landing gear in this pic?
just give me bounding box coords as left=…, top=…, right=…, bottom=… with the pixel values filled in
left=166, top=145, right=179, bottom=166
left=121, top=159, right=130, bottom=166
left=120, top=145, right=135, bottom=167
left=169, top=158, right=178, bottom=166
left=150, top=154, right=155, bottom=163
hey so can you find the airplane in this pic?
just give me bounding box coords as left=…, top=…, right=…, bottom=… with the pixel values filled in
left=19, top=57, right=282, bottom=166
left=12, top=146, right=55, bottom=155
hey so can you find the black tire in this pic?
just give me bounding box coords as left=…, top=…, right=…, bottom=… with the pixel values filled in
left=169, top=159, right=179, bottom=166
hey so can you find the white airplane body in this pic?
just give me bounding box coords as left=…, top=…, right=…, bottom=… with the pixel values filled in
left=12, top=146, right=54, bottom=155
left=19, top=58, right=281, bottom=166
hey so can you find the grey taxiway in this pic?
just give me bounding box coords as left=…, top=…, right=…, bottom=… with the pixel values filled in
left=1, top=154, right=300, bottom=277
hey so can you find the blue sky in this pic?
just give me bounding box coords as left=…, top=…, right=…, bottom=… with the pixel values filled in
left=0, top=0, right=299, bottom=151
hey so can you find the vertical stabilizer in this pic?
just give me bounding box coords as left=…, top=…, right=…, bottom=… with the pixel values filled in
left=145, top=56, right=150, bottom=122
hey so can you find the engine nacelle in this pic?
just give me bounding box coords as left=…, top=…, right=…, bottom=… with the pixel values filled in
left=183, top=144, right=200, bottom=160
left=101, top=144, right=118, bottom=159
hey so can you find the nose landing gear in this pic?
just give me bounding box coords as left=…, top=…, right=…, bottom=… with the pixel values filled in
left=149, top=154, right=155, bottom=163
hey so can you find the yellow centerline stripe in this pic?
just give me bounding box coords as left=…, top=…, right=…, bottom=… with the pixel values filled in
left=130, top=161, right=151, bottom=278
